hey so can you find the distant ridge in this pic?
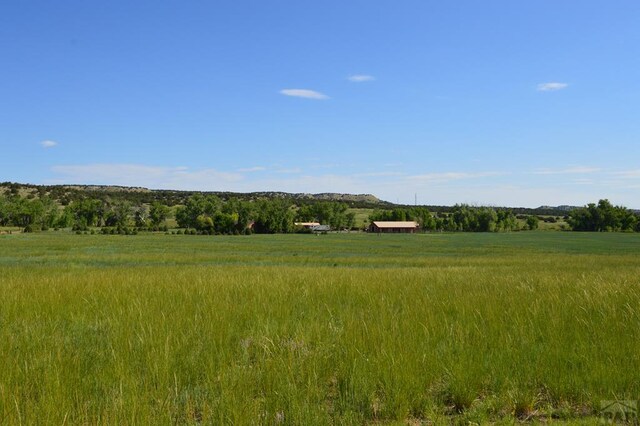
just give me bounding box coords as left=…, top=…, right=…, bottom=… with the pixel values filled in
left=0, top=182, right=388, bottom=208
left=248, top=191, right=383, bottom=204
left=4, top=182, right=634, bottom=213
left=538, top=205, right=579, bottom=212
left=56, top=185, right=383, bottom=204
left=61, top=184, right=151, bottom=193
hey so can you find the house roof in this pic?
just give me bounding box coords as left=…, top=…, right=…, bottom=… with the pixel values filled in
left=372, top=221, right=418, bottom=228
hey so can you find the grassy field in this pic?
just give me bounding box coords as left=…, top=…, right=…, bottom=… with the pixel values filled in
left=1, top=232, right=639, bottom=424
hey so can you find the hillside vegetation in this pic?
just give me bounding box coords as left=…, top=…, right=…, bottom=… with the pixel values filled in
left=5, top=182, right=635, bottom=235
left=0, top=182, right=388, bottom=208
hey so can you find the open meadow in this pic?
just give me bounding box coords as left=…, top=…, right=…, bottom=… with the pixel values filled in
left=1, top=232, right=639, bottom=424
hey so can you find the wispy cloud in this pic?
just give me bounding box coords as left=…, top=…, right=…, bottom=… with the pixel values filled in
left=611, top=169, right=640, bottom=179
left=239, top=173, right=384, bottom=197
left=571, top=178, right=595, bottom=185
left=237, top=166, right=266, bottom=172
left=40, top=140, right=58, bottom=148
left=537, top=82, right=568, bottom=92
left=280, top=89, right=329, bottom=100
left=407, top=171, right=506, bottom=183
left=275, top=167, right=302, bottom=174
left=533, top=166, right=601, bottom=175
left=348, top=74, right=375, bottom=83
left=355, top=171, right=405, bottom=178
left=310, top=163, right=339, bottom=170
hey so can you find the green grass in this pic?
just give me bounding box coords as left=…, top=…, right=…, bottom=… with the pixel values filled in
left=1, top=232, right=639, bottom=424
left=348, top=207, right=374, bottom=228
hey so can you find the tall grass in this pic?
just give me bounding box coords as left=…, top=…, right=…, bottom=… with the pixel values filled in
left=0, top=233, right=639, bottom=423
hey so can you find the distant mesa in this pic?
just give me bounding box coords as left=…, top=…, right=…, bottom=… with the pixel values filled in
left=32, top=184, right=382, bottom=203
left=537, top=205, right=578, bottom=212
left=263, top=192, right=382, bottom=203
left=61, top=184, right=151, bottom=193
left=0, top=182, right=386, bottom=207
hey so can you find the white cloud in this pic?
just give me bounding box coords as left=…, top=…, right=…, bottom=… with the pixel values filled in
left=253, top=174, right=361, bottom=192
left=533, top=166, right=601, bottom=175
left=280, top=89, right=329, bottom=100
left=41, top=140, right=58, bottom=148
left=275, top=167, right=302, bottom=174
left=348, top=74, right=375, bottom=82
left=355, top=172, right=406, bottom=178
left=611, top=169, right=640, bottom=179
left=310, top=163, right=339, bottom=170
left=50, top=164, right=242, bottom=190
left=407, top=171, right=506, bottom=183
left=571, top=178, right=595, bottom=185
left=537, top=82, right=568, bottom=92
left=237, top=166, right=266, bottom=172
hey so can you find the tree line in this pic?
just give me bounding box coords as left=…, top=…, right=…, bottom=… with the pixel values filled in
left=175, top=195, right=358, bottom=234
left=2, top=190, right=638, bottom=234
left=369, top=205, right=524, bottom=232
left=0, top=195, right=172, bottom=233
left=0, top=193, right=357, bottom=234
left=370, top=201, right=640, bottom=233
left=568, top=199, right=639, bottom=232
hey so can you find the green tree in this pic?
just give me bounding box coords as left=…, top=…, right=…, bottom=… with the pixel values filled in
left=214, top=212, right=237, bottom=234
left=134, top=206, right=149, bottom=228
left=105, top=201, right=133, bottom=229
left=195, top=214, right=214, bottom=233
left=175, top=194, right=221, bottom=229
left=496, top=209, right=517, bottom=232
left=56, top=207, right=74, bottom=229
left=294, top=204, right=315, bottom=222
left=6, top=198, right=46, bottom=231
left=69, top=199, right=103, bottom=229
left=253, top=199, right=295, bottom=233
left=0, top=195, right=9, bottom=226
left=476, top=207, right=498, bottom=232
left=345, top=211, right=356, bottom=230
left=149, top=202, right=171, bottom=228
left=568, top=199, right=636, bottom=232
left=36, top=197, right=59, bottom=230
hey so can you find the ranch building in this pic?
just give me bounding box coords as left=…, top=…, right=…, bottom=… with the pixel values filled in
left=294, top=222, right=321, bottom=229
left=369, top=221, right=419, bottom=233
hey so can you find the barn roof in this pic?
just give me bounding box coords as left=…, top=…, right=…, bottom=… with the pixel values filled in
left=372, top=221, right=418, bottom=228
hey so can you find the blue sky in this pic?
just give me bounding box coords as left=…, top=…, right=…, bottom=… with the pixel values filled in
left=2, top=1, right=639, bottom=207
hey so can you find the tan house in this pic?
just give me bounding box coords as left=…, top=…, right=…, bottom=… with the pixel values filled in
left=369, top=221, right=419, bottom=233
left=294, top=222, right=321, bottom=229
